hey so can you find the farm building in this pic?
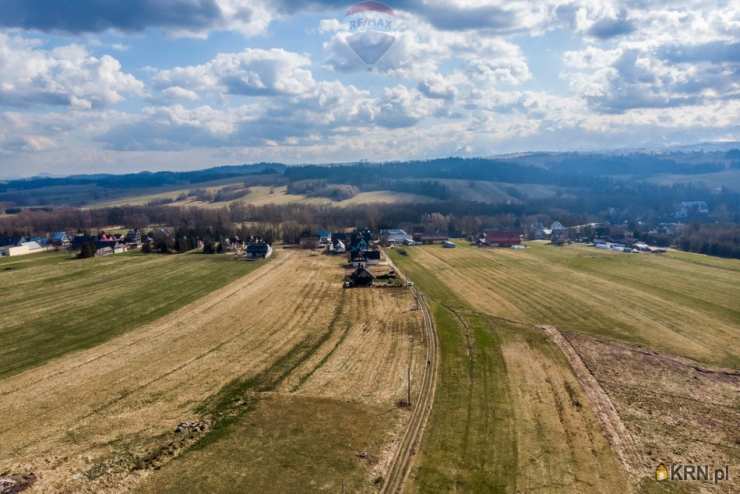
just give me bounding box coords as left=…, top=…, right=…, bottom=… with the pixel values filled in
left=346, top=265, right=374, bottom=288
left=245, top=242, right=272, bottom=260
left=443, top=240, right=457, bottom=248
left=413, top=233, right=448, bottom=244
left=299, top=235, right=320, bottom=249
left=350, top=249, right=381, bottom=267
left=484, top=231, right=522, bottom=247
left=51, top=232, right=70, bottom=247
left=381, top=229, right=413, bottom=245
left=318, top=230, right=332, bottom=246
left=328, top=239, right=346, bottom=254
left=0, top=241, right=44, bottom=257
left=125, top=229, right=142, bottom=246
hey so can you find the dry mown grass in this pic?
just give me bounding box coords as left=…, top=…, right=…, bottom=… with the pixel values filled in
left=408, top=243, right=739, bottom=367
left=391, top=243, right=739, bottom=493
left=0, top=250, right=425, bottom=493
left=389, top=248, right=631, bottom=493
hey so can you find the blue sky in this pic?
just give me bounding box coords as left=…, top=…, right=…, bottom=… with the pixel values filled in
left=0, top=0, right=738, bottom=177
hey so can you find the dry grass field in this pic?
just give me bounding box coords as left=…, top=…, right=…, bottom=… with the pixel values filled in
left=0, top=249, right=425, bottom=493
left=96, top=184, right=435, bottom=209
left=389, top=243, right=739, bottom=493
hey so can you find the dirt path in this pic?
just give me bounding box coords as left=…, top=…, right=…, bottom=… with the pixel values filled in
left=379, top=253, right=440, bottom=494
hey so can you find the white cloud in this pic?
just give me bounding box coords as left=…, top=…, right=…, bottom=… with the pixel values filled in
left=155, top=48, right=315, bottom=98
left=0, top=34, right=143, bottom=109
left=161, top=86, right=200, bottom=101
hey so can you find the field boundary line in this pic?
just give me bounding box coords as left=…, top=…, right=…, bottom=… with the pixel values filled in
left=538, top=324, right=642, bottom=482
left=381, top=251, right=439, bottom=494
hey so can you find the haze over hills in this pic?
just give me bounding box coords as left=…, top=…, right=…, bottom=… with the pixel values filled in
left=2, top=147, right=739, bottom=208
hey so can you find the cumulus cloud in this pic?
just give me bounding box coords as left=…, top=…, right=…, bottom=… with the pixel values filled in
left=0, top=34, right=143, bottom=109
left=586, top=13, right=636, bottom=39
left=154, top=48, right=315, bottom=97
left=564, top=40, right=740, bottom=113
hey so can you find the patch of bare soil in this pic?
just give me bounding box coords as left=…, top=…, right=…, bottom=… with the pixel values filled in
left=565, top=332, right=739, bottom=493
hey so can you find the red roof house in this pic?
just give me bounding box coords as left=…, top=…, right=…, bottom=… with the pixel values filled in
left=484, top=231, right=522, bottom=247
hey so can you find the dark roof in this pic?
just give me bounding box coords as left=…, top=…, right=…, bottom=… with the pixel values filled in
left=247, top=243, right=270, bottom=254
left=364, top=250, right=381, bottom=260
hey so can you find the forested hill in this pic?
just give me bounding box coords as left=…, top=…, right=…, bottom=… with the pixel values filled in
left=1, top=150, right=739, bottom=209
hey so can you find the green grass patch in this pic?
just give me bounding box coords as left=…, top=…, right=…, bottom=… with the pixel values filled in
left=0, top=251, right=268, bottom=379
left=389, top=249, right=518, bottom=493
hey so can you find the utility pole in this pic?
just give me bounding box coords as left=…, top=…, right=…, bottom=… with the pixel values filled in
left=407, top=340, right=413, bottom=406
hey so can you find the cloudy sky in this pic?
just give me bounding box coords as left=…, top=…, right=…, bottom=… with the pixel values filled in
left=0, top=0, right=738, bottom=177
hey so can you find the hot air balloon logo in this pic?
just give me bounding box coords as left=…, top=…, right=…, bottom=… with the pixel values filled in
left=345, top=1, right=398, bottom=66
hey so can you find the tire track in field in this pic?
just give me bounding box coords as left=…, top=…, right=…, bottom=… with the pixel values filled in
left=0, top=252, right=334, bottom=457
left=380, top=255, right=439, bottom=494
left=0, top=253, right=290, bottom=398
left=538, top=325, right=642, bottom=480
left=1, top=255, right=324, bottom=446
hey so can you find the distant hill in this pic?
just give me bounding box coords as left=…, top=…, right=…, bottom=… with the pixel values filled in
left=1, top=150, right=740, bottom=209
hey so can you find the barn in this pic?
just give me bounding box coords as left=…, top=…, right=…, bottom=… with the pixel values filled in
left=484, top=231, right=522, bottom=247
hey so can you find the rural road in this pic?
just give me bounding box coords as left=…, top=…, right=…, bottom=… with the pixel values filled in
left=381, top=253, right=439, bottom=494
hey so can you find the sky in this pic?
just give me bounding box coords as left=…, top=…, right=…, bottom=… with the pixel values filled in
left=0, top=0, right=738, bottom=177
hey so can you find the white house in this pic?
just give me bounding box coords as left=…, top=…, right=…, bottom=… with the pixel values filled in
left=0, top=241, right=44, bottom=257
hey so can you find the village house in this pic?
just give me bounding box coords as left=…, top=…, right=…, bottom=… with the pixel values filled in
left=327, top=238, right=346, bottom=254
left=245, top=241, right=272, bottom=260
left=527, top=222, right=547, bottom=240
left=0, top=241, right=44, bottom=257
left=482, top=230, right=522, bottom=247
left=51, top=232, right=70, bottom=248
left=318, top=230, right=332, bottom=246
left=413, top=233, right=449, bottom=244
left=550, top=221, right=569, bottom=245
left=125, top=229, right=142, bottom=247
left=345, top=264, right=374, bottom=288
left=381, top=229, right=413, bottom=245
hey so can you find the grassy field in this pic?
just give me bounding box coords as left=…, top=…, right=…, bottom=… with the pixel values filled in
left=0, top=250, right=264, bottom=378
left=0, top=250, right=426, bottom=493
left=389, top=246, right=630, bottom=493
left=401, top=242, right=740, bottom=367
left=389, top=243, right=739, bottom=493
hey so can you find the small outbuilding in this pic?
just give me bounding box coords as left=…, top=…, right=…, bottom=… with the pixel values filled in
left=346, top=265, right=374, bottom=288
left=245, top=242, right=273, bottom=260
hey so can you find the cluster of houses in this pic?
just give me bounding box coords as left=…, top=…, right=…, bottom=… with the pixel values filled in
left=593, top=240, right=667, bottom=254
left=0, top=230, right=145, bottom=258
left=526, top=221, right=571, bottom=245
left=72, top=230, right=144, bottom=257
left=0, top=232, right=74, bottom=257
